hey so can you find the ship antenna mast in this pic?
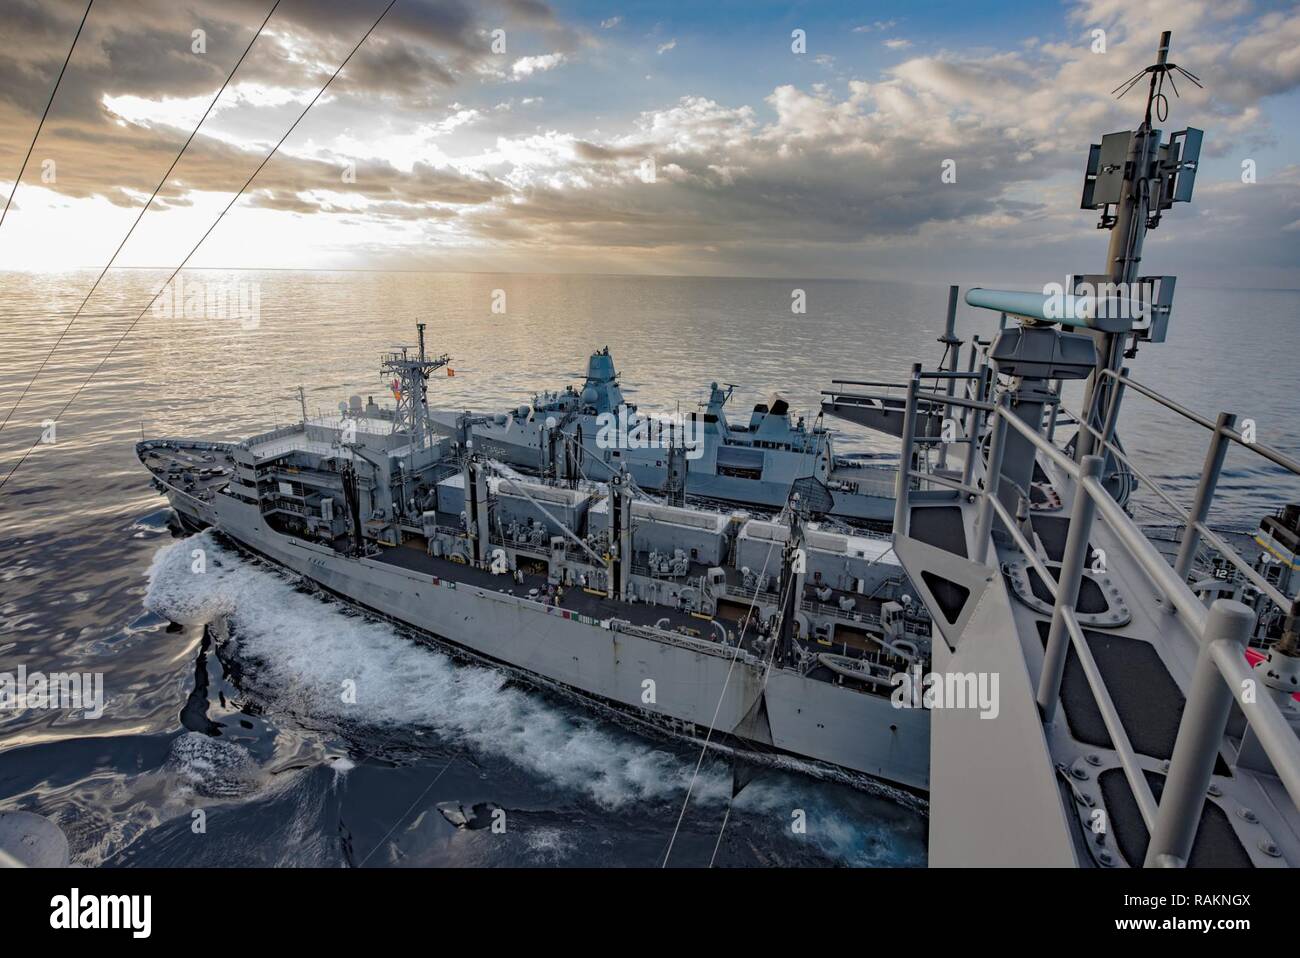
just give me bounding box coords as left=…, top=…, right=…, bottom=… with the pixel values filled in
left=1110, top=30, right=1203, bottom=130
left=380, top=321, right=449, bottom=450
left=1072, top=31, right=1204, bottom=469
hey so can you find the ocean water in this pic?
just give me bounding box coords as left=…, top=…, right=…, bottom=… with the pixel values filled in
left=0, top=268, right=1296, bottom=866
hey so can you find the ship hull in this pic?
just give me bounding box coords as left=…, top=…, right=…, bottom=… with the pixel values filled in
left=162, top=487, right=929, bottom=792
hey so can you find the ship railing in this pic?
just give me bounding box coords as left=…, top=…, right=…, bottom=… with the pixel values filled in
left=489, top=533, right=549, bottom=558
left=891, top=363, right=1000, bottom=531
left=1087, top=367, right=1300, bottom=613
left=823, top=372, right=985, bottom=423
left=1054, top=374, right=1300, bottom=615
left=726, top=583, right=780, bottom=603
left=608, top=620, right=742, bottom=659
left=796, top=595, right=929, bottom=638
left=800, top=597, right=875, bottom=625
left=239, top=424, right=301, bottom=450
left=894, top=364, right=1300, bottom=867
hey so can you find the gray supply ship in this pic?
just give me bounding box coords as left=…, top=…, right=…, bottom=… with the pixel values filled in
left=137, top=31, right=1300, bottom=866
left=138, top=325, right=933, bottom=792
left=425, top=349, right=896, bottom=524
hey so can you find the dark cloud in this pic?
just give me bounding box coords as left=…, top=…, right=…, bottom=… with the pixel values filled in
left=0, top=0, right=1297, bottom=286
left=573, top=140, right=649, bottom=161
left=0, top=0, right=542, bottom=213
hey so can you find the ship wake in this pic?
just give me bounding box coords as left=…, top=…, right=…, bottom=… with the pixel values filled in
left=145, top=532, right=923, bottom=865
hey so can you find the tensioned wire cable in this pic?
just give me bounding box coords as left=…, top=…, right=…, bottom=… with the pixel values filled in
left=0, top=0, right=399, bottom=496
left=660, top=525, right=789, bottom=867
left=0, top=0, right=94, bottom=229
left=0, top=0, right=283, bottom=438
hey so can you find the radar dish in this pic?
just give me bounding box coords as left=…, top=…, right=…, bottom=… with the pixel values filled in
left=789, top=477, right=834, bottom=517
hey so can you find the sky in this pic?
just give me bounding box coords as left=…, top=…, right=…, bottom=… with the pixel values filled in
left=0, top=0, right=1297, bottom=287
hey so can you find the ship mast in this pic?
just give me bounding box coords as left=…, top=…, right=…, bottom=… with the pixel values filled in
left=1077, top=31, right=1202, bottom=462
left=380, top=322, right=449, bottom=450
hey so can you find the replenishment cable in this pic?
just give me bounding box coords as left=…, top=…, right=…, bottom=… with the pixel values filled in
left=0, top=0, right=94, bottom=229
left=0, top=0, right=284, bottom=436
left=0, top=0, right=399, bottom=495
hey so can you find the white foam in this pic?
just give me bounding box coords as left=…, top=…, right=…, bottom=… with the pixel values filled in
left=145, top=533, right=919, bottom=864
left=522, top=825, right=574, bottom=864
left=165, top=731, right=262, bottom=799
left=146, top=533, right=728, bottom=809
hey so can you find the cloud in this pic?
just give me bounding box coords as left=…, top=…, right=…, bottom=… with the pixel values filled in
left=883, top=38, right=912, bottom=50
left=601, top=16, right=622, bottom=30
left=656, top=39, right=677, bottom=55
left=431, top=0, right=1300, bottom=285
left=511, top=52, right=566, bottom=76
left=1, top=0, right=1297, bottom=284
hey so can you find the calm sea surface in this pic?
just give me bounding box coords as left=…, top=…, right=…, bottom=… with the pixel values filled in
left=0, top=269, right=1296, bottom=866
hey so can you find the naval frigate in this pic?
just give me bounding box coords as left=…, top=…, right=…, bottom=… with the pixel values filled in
left=423, top=348, right=896, bottom=524
left=822, top=32, right=1300, bottom=866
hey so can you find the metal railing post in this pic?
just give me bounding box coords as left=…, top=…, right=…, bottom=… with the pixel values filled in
left=937, top=288, right=960, bottom=471
left=1076, top=371, right=1099, bottom=462
left=961, top=365, right=994, bottom=490
left=973, top=395, right=1009, bottom=566
left=1173, top=411, right=1237, bottom=580
left=1045, top=378, right=1062, bottom=444
left=961, top=336, right=981, bottom=430
left=1144, top=598, right=1253, bottom=867
left=1037, top=455, right=1105, bottom=723
left=1099, top=366, right=1129, bottom=447
left=893, top=364, right=922, bottom=537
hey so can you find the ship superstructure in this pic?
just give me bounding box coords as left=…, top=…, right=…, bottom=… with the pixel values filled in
left=428, top=349, right=896, bottom=523
left=831, top=33, right=1300, bottom=866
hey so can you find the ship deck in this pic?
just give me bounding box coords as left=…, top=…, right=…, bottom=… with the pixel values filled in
left=141, top=436, right=905, bottom=695
left=374, top=542, right=731, bottom=641
left=137, top=440, right=236, bottom=501
left=371, top=542, right=899, bottom=690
